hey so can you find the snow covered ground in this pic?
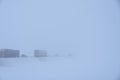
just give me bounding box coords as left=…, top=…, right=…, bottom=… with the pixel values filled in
left=0, top=56, right=120, bottom=80
left=0, top=0, right=120, bottom=80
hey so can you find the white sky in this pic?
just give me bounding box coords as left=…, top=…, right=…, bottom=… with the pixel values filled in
left=0, top=0, right=120, bottom=57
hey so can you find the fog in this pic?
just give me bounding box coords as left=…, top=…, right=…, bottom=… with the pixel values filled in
left=0, top=0, right=120, bottom=80
left=0, top=0, right=119, bottom=55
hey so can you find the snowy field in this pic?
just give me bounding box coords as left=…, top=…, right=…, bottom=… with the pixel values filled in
left=0, top=56, right=120, bottom=80
left=0, top=0, right=120, bottom=79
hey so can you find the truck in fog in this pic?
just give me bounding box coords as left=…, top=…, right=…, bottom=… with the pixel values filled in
left=0, top=49, right=20, bottom=58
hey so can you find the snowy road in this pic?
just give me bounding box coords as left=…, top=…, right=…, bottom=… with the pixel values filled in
left=0, top=57, right=119, bottom=80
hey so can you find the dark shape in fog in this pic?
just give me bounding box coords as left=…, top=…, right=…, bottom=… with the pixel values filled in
left=0, top=49, right=20, bottom=58
left=21, top=54, right=28, bottom=58
left=34, top=50, right=47, bottom=57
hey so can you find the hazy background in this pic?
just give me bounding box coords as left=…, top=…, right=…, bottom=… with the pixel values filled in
left=0, top=0, right=120, bottom=58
